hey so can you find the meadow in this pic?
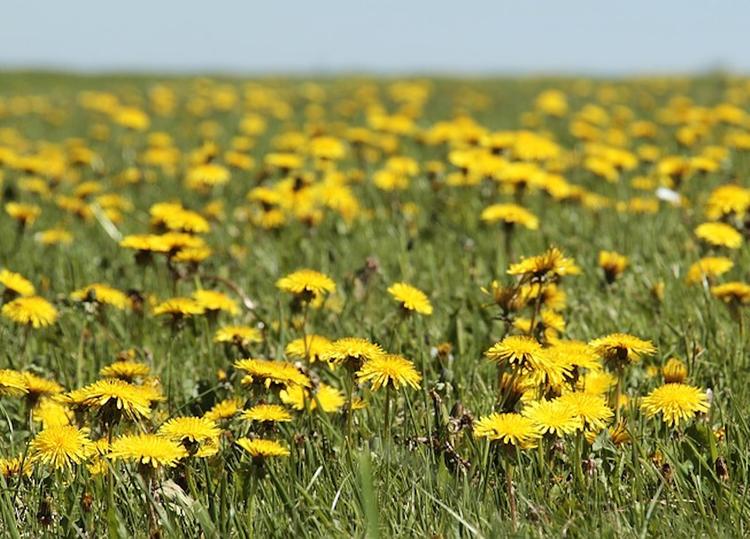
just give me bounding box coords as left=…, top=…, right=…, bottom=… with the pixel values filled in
left=0, top=72, right=749, bottom=537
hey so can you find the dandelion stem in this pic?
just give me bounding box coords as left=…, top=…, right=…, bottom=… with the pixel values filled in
left=506, top=461, right=517, bottom=531
left=615, top=365, right=624, bottom=423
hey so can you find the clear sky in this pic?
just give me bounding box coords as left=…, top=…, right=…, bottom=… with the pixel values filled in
left=1, top=0, right=747, bottom=75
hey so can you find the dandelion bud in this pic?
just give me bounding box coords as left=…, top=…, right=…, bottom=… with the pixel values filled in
left=662, top=357, right=688, bottom=384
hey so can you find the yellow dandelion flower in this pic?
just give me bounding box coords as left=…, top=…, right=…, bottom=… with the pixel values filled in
left=159, top=416, right=221, bottom=456
left=29, top=425, right=94, bottom=470
left=686, top=257, right=734, bottom=285
left=66, top=379, right=157, bottom=421
left=522, top=399, right=582, bottom=436
left=2, top=296, right=58, bottom=328
left=480, top=203, right=539, bottom=230
left=547, top=340, right=601, bottom=371
left=598, top=251, right=628, bottom=283
left=588, top=333, right=656, bottom=367
left=35, top=228, right=74, bottom=246
left=485, top=335, right=543, bottom=368
left=192, top=289, right=239, bottom=315
left=186, top=163, right=230, bottom=189
left=100, top=360, right=150, bottom=382
left=203, top=397, right=244, bottom=422
left=557, top=393, right=614, bottom=431
left=356, top=354, right=422, bottom=391
left=119, top=233, right=170, bottom=254
left=711, top=282, right=750, bottom=305
left=241, top=404, right=293, bottom=423
left=473, top=412, right=542, bottom=448
left=22, top=372, right=63, bottom=402
left=276, top=269, right=336, bottom=301
left=0, top=456, right=31, bottom=478
left=234, top=358, right=310, bottom=388
left=507, top=247, right=581, bottom=282
left=109, top=434, right=187, bottom=468
left=641, top=383, right=709, bottom=426
left=0, top=369, right=28, bottom=396
left=387, top=282, right=433, bottom=315
left=32, top=398, right=73, bottom=428
left=694, top=222, right=742, bottom=249
left=285, top=335, right=332, bottom=362
left=153, top=297, right=205, bottom=317
left=662, top=357, right=688, bottom=384
left=578, top=370, right=617, bottom=395
left=214, top=325, right=263, bottom=347
left=5, top=202, right=41, bottom=226
left=0, top=269, right=35, bottom=297
left=320, top=337, right=385, bottom=368
left=70, top=283, right=130, bottom=310
left=236, top=437, right=290, bottom=458
left=280, top=383, right=345, bottom=413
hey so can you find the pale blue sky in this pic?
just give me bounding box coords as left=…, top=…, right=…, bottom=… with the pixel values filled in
left=1, top=1, right=747, bottom=74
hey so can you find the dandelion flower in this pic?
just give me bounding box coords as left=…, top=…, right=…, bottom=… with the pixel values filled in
left=662, top=357, right=688, bottom=384
left=276, top=269, right=335, bottom=301
left=70, top=283, right=130, bottom=310
left=0, top=269, right=35, bottom=297
left=241, top=404, right=293, bottom=423
left=204, top=397, right=244, bottom=422
left=109, top=434, right=187, bottom=468
left=480, top=203, right=539, bottom=230
left=2, top=296, right=58, bottom=328
left=35, top=228, right=74, bottom=246
left=22, top=372, right=63, bottom=404
left=547, top=340, right=601, bottom=371
left=711, top=282, right=750, bottom=305
left=578, top=370, right=617, bottom=395
left=320, top=337, right=385, bottom=368
left=285, top=335, right=332, bottom=362
left=5, top=202, right=41, bottom=227
left=193, top=289, right=239, bottom=315
left=473, top=412, right=542, bottom=448
left=557, top=393, right=614, bottom=431
left=686, top=257, right=733, bottom=285
left=694, top=222, right=742, bottom=249
left=387, top=282, right=433, bottom=315
left=214, top=325, right=263, bottom=347
left=0, top=456, right=31, bottom=478
left=100, top=361, right=150, bottom=382
left=507, top=247, right=581, bottom=282
left=485, top=335, right=543, bottom=368
left=598, top=251, right=628, bottom=283
left=159, top=416, right=221, bottom=455
left=356, top=354, right=422, bottom=390
left=641, top=383, right=709, bottom=426
left=29, top=425, right=94, bottom=470
left=0, top=369, right=28, bottom=396
left=588, top=333, right=656, bottom=367
left=32, top=398, right=73, bottom=428
left=236, top=437, right=290, bottom=458
left=153, top=297, right=205, bottom=318
left=522, top=399, right=582, bottom=436
left=280, top=383, right=345, bottom=413
left=66, top=379, right=157, bottom=421
left=234, top=358, right=310, bottom=388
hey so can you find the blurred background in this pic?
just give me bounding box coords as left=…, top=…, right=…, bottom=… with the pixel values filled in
left=1, top=0, right=747, bottom=74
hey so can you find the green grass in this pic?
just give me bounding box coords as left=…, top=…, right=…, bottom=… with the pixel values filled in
left=0, top=72, right=749, bottom=537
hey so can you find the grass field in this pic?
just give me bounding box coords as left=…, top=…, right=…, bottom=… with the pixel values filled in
left=0, top=72, right=749, bottom=537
